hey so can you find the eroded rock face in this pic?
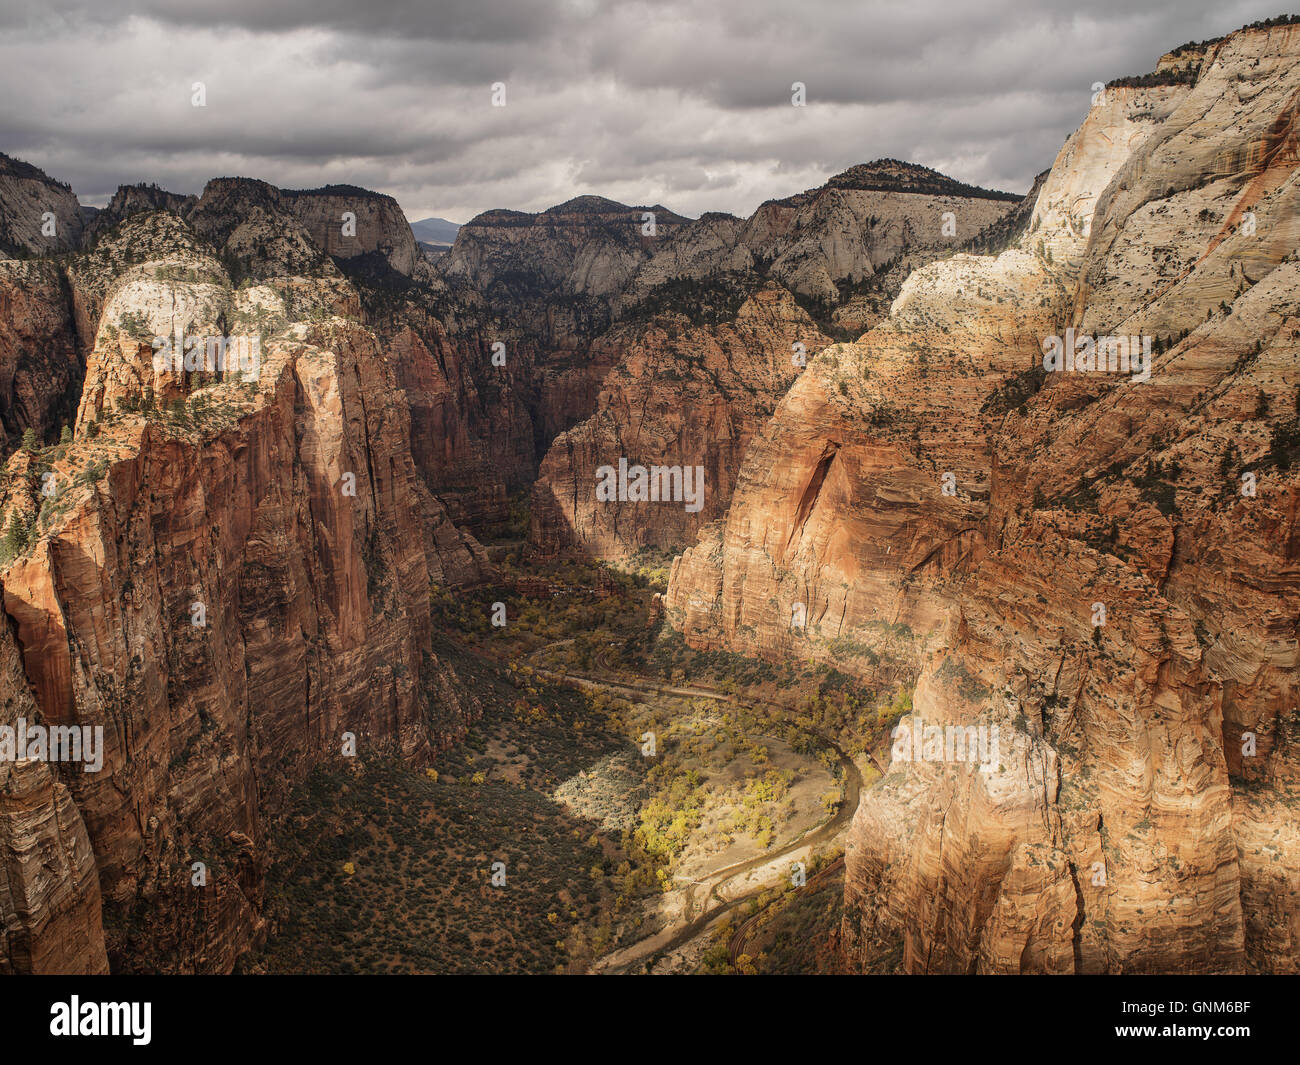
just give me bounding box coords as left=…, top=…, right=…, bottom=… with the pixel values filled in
left=0, top=260, right=82, bottom=454
left=665, top=238, right=1067, bottom=678
left=667, top=22, right=1300, bottom=973
left=531, top=285, right=829, bottom=559
left=362, top=196, right=686, bottom=532
left=621, top=160, right=1020, bottom=332
left=84, top=184, right=195, bottom=246
left=185, top=178, right=338, bottom=283
left=364, top=295, right=541, bottom=530
left=0, top=153, right=84, bottom=258
left=439, top=195, right=692, bottom=303
left=0, top=220, right=486, bottom=972
left=282, top=186, right=421, bottom=277
left=0, top=612, right=108, bottom=975
left=524, top=166, right=1023, bottom=561
left=0, top=759, right=109, bottom=975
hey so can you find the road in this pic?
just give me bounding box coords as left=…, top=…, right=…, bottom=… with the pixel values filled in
left=460, top=632, right=883, bottom=972
left=727, top=854, right=845, bottom=968
left=514, top=641, right=880, bottom=974
left=590, top=731, right=860, bottom=974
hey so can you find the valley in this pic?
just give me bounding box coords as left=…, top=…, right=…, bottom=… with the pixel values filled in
left=239, top=547, right=888, bottom=975
left=3, top=13, right=1300, bottom=980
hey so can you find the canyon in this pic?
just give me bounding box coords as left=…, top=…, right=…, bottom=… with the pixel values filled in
left=667, top=21, right=1300, bottom=974
left=2, top=16, right=1299, bottom=977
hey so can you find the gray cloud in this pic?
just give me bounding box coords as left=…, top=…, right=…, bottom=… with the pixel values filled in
left=0, top=0, right=1287, bottom=222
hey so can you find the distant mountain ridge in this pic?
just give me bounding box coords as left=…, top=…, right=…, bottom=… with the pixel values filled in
left=769, top=158, right=1023, bottom=210
left=409, top=216, right=461, bottom=245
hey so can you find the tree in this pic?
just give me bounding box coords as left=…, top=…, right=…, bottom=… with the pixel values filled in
left=20, top=427, right=37, bottom=452
left=59, top=424, right=72, bottom=444
left=1, top=512, right=31, bottom=562
left=2, top=516, right=20, bottom=559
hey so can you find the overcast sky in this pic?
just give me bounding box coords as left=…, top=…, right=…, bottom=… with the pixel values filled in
left=0, top=0, right=1290, bottom=223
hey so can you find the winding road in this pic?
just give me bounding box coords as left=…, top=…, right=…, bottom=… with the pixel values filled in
left=726, top=854, right=845, bottom=967
left=514, top=640, right=881, bottom=974
left=458, top=632, right=883, bottom=972
left=591, top=732, right=860, bottom=974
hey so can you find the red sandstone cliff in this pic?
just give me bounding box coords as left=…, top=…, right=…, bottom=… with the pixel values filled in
left=0, top=209, right=487, bottom=972
left=530, top=285, right=829, bottom=559
left=666, top=22, right=1300, bottom=973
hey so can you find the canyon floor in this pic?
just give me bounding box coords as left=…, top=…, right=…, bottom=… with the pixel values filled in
left=240, top=536, right=890, bottom=975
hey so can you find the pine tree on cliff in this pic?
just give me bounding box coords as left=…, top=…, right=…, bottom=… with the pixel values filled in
left=1, top=511, right=31, bottom=561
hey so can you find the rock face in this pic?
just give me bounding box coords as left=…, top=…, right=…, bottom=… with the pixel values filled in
left=663, top=233, right=1069, bottom=675
left=0, top=154, right=84, bottom=257
left=0, top=207, right=487, bottom=972
left=0, top=612, right=108, bottom=975
left=439, top=195, right=692, bottom=304
left=531, top=285, right=829, bottom=558
left=83, top=177, right=420, bottom=284
left=84, top=184, right=194, bottom=245
left=430, top=197, right=698, bottom=521
left=620, top=160, right=1020, bottom=333
left=666, top=21, right=1300, bottom=974
left=184, top=178, right=342, bottom=283
left=0, top=260, right=82, bottom=453
left=370, top=299, right=539, bottom=529
left=525, top=165, right=1022, bottom=560
left=322, top=195, right=691, bottom=533
left=281, top=185, right=422, bottom=278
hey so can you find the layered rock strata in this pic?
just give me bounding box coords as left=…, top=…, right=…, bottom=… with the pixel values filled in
left=0, top=211, right=485, bottom=972
left=666, top=22, right=1300, bottom=974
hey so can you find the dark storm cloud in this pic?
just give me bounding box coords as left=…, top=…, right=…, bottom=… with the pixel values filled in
left=0, top=0, right=575, bottom=41
left=0, top=0, right=1288, bottom=222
